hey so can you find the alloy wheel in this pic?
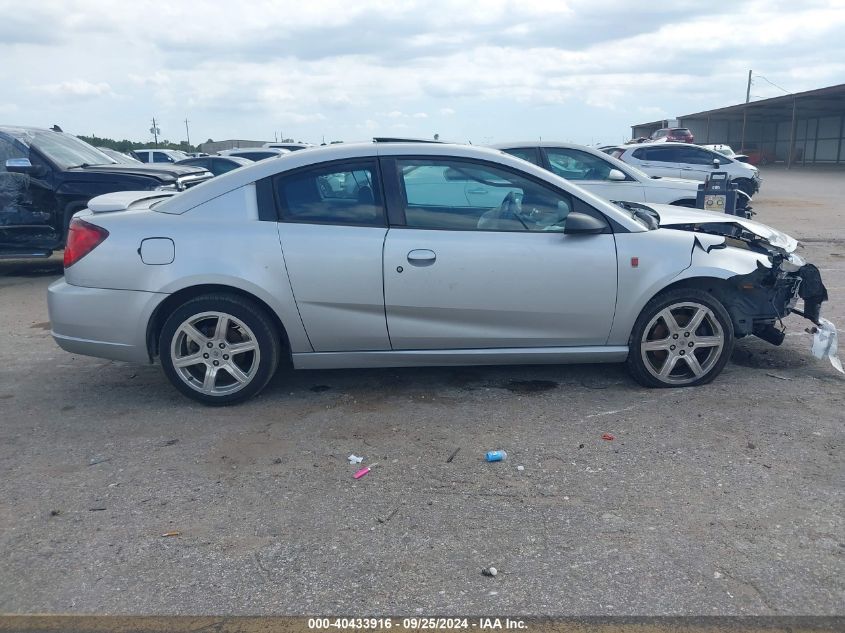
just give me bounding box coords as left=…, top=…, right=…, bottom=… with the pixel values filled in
left=170, top=311, right=260, bottom=396
left=640, top=301, right=724, bottom=385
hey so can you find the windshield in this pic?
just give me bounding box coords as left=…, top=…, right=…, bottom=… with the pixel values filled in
left=20, top=129, right=116, bottom=168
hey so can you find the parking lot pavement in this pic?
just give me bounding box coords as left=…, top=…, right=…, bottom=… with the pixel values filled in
left=0, top=168, right=843, bottom=616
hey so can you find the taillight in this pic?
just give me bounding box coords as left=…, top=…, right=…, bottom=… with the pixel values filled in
left=64, top=218, right=109, bottom=268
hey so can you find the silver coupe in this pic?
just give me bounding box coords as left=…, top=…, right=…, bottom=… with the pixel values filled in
left=48, top=143, right=828, bottom=404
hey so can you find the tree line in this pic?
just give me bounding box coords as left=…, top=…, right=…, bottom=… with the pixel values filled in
left=77, top=134, right=200, bottom=153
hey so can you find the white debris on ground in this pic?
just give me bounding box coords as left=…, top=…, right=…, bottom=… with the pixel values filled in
left=811, top=318, right=843, bottom=373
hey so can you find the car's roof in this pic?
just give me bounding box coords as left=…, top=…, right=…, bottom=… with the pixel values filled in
left=153, top=141, right=647, bottom=233
left=136, top=148, right=184, bottom=153
left=219, top=147, right=289, bottom=155
left=0, top=125, right=46, bottom=133
left=622, top=141, right=697, bottom=149
left=491, top=140, right=597, bottom=150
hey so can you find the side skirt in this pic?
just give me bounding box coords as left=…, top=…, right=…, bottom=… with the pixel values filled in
left=292, top=346, right=629, bottom=370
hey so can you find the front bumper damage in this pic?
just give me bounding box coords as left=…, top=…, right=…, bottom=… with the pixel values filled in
left=662, top=211, right=841, bottom=372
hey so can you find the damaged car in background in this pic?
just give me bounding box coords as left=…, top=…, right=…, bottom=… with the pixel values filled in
left=0, top=126, right=212, bottom=258
left=46, top=143, right=835, bottom=405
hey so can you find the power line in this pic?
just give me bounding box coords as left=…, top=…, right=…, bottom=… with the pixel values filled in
left=753, top=74, right=791, bottom=95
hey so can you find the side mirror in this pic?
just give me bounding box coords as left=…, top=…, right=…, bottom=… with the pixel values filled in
left=607, top=168, right=626, bottom=181
left=564, top=211, right=607, bottom=235
left=712, top=158, right=721, bottom=168
left=5, top=158, right=33, bottom=174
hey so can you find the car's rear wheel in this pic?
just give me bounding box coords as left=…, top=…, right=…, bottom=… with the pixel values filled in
left=626, top=288, right=734, bottom=388
left=159, top=294, right=281, bottom=405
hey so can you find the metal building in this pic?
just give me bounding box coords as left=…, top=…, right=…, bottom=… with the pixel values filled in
left=631, top=83, right=845, bottom=167
left=198, top=139, right=269, bottom=154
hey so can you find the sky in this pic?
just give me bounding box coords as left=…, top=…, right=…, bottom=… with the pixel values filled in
left=1, top=0, right=844, bottom=147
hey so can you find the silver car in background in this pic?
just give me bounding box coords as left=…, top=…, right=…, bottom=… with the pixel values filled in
left=48, top=143, right=828, bottom=404
left=490, top=141, right=751, bottom=211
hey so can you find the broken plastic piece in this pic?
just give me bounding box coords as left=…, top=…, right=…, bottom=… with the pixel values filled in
left=601, top=433, right=615, bottom=441
left=811, top=318, right=843, bottom=373
left=481, top=566, right=498, bottom=577
left=347, top=454, right=363, bottom=464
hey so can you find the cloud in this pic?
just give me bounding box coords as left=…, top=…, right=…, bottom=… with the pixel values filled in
left=1, top=0, right=843, bottom=144
left=36, top=80, right=114, bottom=97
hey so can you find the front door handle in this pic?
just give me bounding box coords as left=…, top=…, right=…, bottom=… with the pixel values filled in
left=407, top=249, right=436, bottom=266
left=467, top=188, right=488, bottom=195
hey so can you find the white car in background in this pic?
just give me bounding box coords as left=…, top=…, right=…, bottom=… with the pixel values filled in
left=605, top=142, right=761, bottom=196
left=263, top=142, right=313, bottom=152
left=218, top=147, right=290, bottom=161
left=133, top=149, right=191, bottom=164
left=702, top=144, right=750, bottom=163
left=491, top=141, right=750, bottom=210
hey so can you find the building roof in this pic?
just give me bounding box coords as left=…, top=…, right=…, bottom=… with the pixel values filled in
left=680, top=83, right=845, bottom=120
left=633, top=83, right=845, bottom=128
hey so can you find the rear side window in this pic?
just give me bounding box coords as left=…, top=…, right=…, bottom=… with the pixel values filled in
left=213, top=158, right=241, bottom=174
left=274, top=160, right=385, bottom=226
left=235, top=152, right=274, bottom=161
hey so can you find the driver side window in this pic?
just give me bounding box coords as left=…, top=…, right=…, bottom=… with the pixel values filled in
left=396, top=158, right=573, bottom=233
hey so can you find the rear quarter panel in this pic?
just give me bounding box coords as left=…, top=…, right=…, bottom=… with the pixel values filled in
left=65, top=185, right=312, bottom=353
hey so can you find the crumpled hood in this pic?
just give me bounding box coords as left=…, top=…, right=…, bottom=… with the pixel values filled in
left=650, top=204, right=798, bottom=253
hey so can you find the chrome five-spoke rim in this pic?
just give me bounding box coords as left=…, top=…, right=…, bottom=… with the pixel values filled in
left=640, top=302, right=724, bottom=385
left=171, top=311, right=260, bottom=396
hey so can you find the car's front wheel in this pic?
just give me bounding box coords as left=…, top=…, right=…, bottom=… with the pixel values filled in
left=626, top=288, right=734, bottom=388
left=159, top=294, right=281, bottom=405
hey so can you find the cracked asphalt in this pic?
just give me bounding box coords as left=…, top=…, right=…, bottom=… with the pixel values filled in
left=0, top=167, right=843, bottom=615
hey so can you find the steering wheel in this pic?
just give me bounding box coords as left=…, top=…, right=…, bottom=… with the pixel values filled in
left=499, top=191, right=529, bottom=230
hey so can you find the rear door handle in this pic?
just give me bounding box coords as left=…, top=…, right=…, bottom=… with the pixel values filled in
left=407, top=249, right=436, bottom=266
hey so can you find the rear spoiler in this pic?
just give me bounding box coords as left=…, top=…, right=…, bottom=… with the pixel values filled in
left=87, top=191, right=175, bottom=214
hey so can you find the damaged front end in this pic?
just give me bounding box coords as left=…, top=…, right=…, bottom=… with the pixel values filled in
left=656, top=208, right=832, bottom=352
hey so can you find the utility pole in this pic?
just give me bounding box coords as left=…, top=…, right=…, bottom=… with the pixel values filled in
left=740, top=70, right=752, bottom=153
left=184, top=118, right=191, bottom=149
left=150, top=117, right=160, bottom=147
left=745, top=69, right=752, bottom=103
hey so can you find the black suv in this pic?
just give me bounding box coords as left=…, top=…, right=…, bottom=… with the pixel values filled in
left=0, top=126, right=212, bottom=257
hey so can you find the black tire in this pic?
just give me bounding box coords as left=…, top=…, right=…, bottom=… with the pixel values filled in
left=626, top=288, right=734, bottom=388
left=159, top=294, right=281, bottom=405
